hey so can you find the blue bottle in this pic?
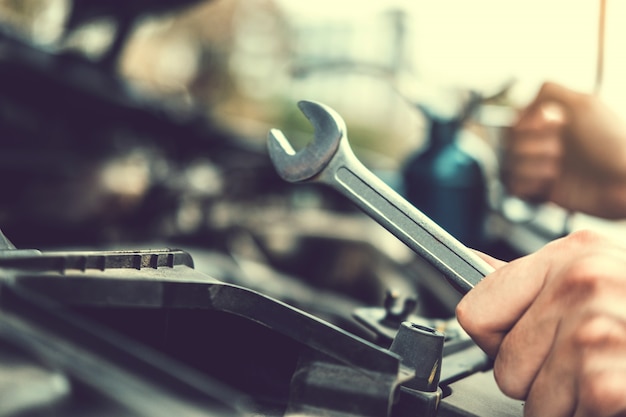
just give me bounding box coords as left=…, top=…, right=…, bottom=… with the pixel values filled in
left=402, top=112, right=488, bottom=251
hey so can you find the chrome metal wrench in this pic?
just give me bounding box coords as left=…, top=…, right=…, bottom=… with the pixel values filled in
left=267, top=100, right=494, bottom=294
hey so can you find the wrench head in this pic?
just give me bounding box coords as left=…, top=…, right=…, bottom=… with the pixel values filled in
left=267, top=100, right=346, bottom=182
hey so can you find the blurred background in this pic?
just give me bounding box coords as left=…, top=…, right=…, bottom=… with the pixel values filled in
left=1, top=0, right=625, bottom=321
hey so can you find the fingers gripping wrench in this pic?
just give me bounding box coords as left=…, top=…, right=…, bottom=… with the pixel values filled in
left=268, top=100, right=494, bottom=294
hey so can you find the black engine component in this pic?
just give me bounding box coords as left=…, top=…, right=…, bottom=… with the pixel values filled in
left=0, top=233, right=524, bottom=417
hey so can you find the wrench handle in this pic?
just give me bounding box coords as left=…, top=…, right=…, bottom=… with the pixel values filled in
left=319, top=147, right=494, bottom=294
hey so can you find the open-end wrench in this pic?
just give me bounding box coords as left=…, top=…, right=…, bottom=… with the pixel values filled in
left=267, top=100, right=494, bottom=294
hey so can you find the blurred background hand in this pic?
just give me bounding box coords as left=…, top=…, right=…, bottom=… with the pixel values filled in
left=503, top=82, right=626, bottom=219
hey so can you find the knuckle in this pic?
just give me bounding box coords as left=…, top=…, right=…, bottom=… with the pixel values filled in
left=555, top=229, right=605, bottom=249
left=455, top=293, right=471, bottom=317
left=455, top=300, right=480, bottom=336
left=455, top=292, right=487, bottom=330
left=454, top=301, right=469, bottom=327
left=578, top=370, right=626, bottom=415
left=561, top=261, right=603, bottom=293
left=571, top=314, right=625, bottom=350
left=547, top=259, right=605, bottom=307
left=545, top=231, right=626, bottom=302
left=545, top=233, right=614, bottom=288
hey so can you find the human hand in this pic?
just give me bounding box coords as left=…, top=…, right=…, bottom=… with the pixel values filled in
left=456, top=230, right=626, bottom=417
left=502, top=82, right=626, bottom=218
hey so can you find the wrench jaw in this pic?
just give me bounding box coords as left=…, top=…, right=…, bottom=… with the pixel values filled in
left=267, top=100, right=345, bottom=183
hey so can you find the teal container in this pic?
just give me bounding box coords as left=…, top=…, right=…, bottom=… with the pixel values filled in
left=402, top=117, right=488, bottom=250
